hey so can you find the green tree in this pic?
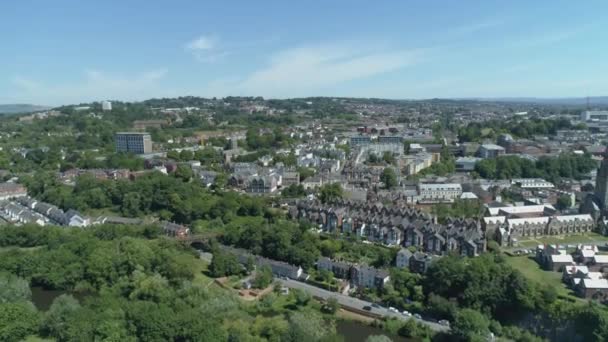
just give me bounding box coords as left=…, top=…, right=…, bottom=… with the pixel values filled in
left=380, top=168, right=398, bottom=189
left=323, top=297, right=340, bottom=314
left=382, top=152, right=395, bottom=165
left=42, top=294, right=81, bottom=340
left=0, top=302, right=41, bottom=342
left=0, top=272, right=31, bottom=303
left=209, top=249, right=242, bottom=277
left=174, top=165, right=193, bottom=182
left=284, top=311, right=336, bottom=342
left=556, top=194, right=572, bottom=210
left=319, top=183, right=343, bottom=204
left=253, top=265, right=273, bottom=289
left=452, top=308, right=491, bottom=341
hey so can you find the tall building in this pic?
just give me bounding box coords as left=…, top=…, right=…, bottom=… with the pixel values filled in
left=581, top=149, right=608, bottom=221
left=595, top=154, right=608, bottom=213
left=101, top=100, right=112, bottom=111
left=115, top=132, right=152, bottom=154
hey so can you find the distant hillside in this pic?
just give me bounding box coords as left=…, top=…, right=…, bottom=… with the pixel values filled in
left=469, top=96, right=608, bottom=106
left=0, top=104, right=51, bottom=114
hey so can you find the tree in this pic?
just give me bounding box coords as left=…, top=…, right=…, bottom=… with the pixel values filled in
left=319, top=183, right=343, bottom=204
left=284, top=311, right=335, bottom=342
left=174, top=165, right=193, bottom=182
left=209, top=249, right=242, bottom=277
left=452, top=308, right=491, bottom=341
left=253, top=265, right=273, bottom=289
left=42, top=294, right=81, bottom=340
left=380, top=168, right=398, bottom=189
left=556, top=194, right=572, bottom=210
left=0, top=272, right=31, bottom=303
left=382, top=152, right=395, bottom=165
left=323, top=297, right=340, bottom=314
left=0, top=302, right=40, bottom=342
left=294, top=289, right=311, bottom=306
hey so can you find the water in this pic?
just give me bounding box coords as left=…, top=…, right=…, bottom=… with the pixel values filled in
left=336, top=320, right=410, bottom=342
left=30, top=286, right=89, bottom=311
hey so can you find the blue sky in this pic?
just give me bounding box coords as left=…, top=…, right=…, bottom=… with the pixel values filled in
left=1, top=0, right=607, bottom=105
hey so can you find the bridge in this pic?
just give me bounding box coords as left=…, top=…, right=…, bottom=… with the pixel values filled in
left=175, top=232, right=219, bottom=245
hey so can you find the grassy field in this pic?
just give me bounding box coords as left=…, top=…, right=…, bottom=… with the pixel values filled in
left=515, top=232, right=608, bottom=248
left=504, top=255, right=583, bottom=302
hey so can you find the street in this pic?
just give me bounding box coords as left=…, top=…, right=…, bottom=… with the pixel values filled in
left=278, top=278, right=449, bottom=332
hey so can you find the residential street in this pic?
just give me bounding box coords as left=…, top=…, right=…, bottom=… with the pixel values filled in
left=278, top=278, right=449, bottom=332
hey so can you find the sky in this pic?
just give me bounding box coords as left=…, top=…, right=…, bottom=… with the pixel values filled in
left=1, top=0, right=608, bottom=106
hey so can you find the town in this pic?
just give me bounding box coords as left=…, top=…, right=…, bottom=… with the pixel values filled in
left=1, top=95, right=608, bottom=341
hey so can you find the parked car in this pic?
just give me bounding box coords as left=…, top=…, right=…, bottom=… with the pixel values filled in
left=363, top=306, right=372, bottom=311
left=372, top=303, right=380, bottom=308
left=401, top=310, right=411, bottom=317
left=439, top=319, right=450, bottom=326
left=414, top=313, right=422, bottom=319
left=388, top=307, right=398, bottom=313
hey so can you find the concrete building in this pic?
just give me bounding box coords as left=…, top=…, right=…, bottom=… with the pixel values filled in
left=581, top=110, right=608, bottom=122
left=101, top=100, right=112, bottom=111
left=417, top=183, right=463, bottom=202
left=512, top=178, right=555, bottom=189
left=479, top=144, right=505, bottom=159
left=350, top=136, right=371, bottom=146
left=115, top=132, right=152, bottom=154
left=455, top=157, right=481, bottom=172
left=403, top=153, right=437, bottom=176
left=378, top=136, right=402, bottom=144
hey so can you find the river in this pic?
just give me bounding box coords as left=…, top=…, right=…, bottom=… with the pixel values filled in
left=30, top=286, right=90, bottom=311
left=336, top=320, right=410, bottom=342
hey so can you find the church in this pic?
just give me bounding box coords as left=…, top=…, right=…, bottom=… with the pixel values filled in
left=581, top=152, right=608, bottom=222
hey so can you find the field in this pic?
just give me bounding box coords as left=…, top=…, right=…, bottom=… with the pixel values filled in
left=504, top=255, right=582, bottom=302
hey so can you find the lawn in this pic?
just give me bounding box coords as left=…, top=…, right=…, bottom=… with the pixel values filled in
left=190, top=257, right=224, bottom=295
left=504, top=255, right=583, bottom=302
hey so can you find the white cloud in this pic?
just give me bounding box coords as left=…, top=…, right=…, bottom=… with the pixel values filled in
left=10, top=68, right=169, bottom=105
left=184, top=34, right=229, bottom=62
left=213, top=44, right=426, bottom=97
left=185, top=35, right=217, bottom=51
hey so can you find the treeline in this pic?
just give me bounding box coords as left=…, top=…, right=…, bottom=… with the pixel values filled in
left=0, top=224, right=343, bottom=342
left=24, top=171, right=270, bottom=224
left=458, top=117, right=583, bottom=142
left=219, top=217, right=396, bottom=270
left=475, top=153, right=597, bottom=181
left=421, top=252, right=608, bottom=341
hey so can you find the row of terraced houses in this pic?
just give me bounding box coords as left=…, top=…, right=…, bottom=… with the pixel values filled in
left=290, top=200, right=486, bottom=257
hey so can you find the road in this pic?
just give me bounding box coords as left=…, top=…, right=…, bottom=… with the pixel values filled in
left=278, top=278, right=449, bottom=332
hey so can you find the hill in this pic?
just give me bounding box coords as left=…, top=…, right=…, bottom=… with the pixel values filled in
left=0, top=104, right=51, bottom=114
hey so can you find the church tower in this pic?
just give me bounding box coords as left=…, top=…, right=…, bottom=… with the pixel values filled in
left=594, top=150, right=608, bottom=214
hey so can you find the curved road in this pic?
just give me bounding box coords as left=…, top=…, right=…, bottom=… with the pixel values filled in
left=278, top=278, right=449, bottom=332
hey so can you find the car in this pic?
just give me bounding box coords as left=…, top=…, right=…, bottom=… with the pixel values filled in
left=414, top=313, right=422, bottom=319
left=362, top=305, right=372, bottom=311
left=401, top=310, right=411, bottom=317
left=372, top=303, right=380, bottom=308
left=388, top=307, right=398, bottom=313
left=439, top=319, right=450, bottom=326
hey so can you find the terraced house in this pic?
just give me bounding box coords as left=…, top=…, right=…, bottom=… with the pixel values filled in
left=292, top=200, right=486, bottom=256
